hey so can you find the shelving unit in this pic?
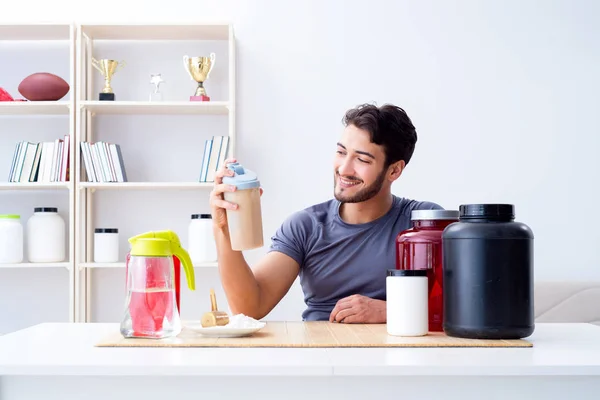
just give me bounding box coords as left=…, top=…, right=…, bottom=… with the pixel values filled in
left=0, top=22, right=235, bottom=330
left=0, top=182, right=70, bottom=190
left=75, top=23, right=236, bottom=323
left=0, top=23, right=72, bottom=40
left=0, top=23, right=77, bottom=328
left=0, top=101, right=71, bottom=115
left=78, top=261, right=218, bottom=270
left=79, top=182, right=214, bottom=190
left=80, top=100, right=229, bottom=115
left=0, top=262, right=71, bottom=269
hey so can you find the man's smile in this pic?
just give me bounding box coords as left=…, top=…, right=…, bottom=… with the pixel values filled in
left=338, top=176, right=362, bottom=188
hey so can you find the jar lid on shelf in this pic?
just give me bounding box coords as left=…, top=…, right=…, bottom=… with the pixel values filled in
left=95, top=228, right=118, bottom=233
left=387, top=269, right=427, bottom=277
left=34, top=207, right=58, bottom=213
left=191, top=214, right=212, bottom=219
left=0, top=214, right=20, bottom=219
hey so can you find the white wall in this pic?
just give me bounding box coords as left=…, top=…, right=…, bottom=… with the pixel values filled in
left=1, top=0, right=598, bottom=333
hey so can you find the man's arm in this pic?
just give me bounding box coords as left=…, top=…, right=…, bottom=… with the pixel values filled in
left=210, top=157, right=301, bottom=320
left=214, top=225, right=299, bottom=319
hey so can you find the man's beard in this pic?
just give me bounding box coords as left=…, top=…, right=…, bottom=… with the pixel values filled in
left=334, top=168, right=386, bottom=204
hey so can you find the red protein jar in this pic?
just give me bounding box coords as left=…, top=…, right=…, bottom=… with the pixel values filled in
left=396, top=210, right=459, bottom=332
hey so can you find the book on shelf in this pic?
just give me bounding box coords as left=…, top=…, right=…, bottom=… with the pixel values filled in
left=7, top=135, right=70, bottom=183
left=199, top=135, right=230, bottom=182
left=80, top=141, right=128, bottom=183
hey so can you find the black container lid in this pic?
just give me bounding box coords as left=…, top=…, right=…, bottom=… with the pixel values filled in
left=34, top=207, right=57, bottom=213
left=459, top=204, right=515, bottom=220
left=191, top=214, right=212, bottom=219
left=95, top=228, right=118, bottom=233
left=387, top=269, right=427, bottom=277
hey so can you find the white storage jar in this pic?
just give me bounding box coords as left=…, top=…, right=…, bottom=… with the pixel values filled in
left=0, top=214, right=23, bottom=264
left=188, top=214, right=217, bottom=264
left=386, top=269, right=429, bottom=337
left=27, top=207, right=65, bottom=263
left=94, top=228, right=119, bottom=263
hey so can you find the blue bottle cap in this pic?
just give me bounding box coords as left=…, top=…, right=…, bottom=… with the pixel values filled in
left=222, top=162, right=260, bottom=190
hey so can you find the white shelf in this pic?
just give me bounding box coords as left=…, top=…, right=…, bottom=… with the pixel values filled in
left=0, top=262, right=70, bottom=269
left=0, top=182, right=70, bottom=190
left=80, top=101, right=229, bottom=115
left=0, top=23, right=71, bottom=40
left=80, top=23, right=230, bottom=41
left=0, top=101, right=71, bottom=116
left=79, top=182, right=213, bottom=190
left=79, top=262, right=218, bottom=269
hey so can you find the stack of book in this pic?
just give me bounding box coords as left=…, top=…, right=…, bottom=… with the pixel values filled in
left=8, top=135, right=70, bottom=183
left=80, top=141, right=127, bottom=183
left=199, top=135, right=230, bottom=182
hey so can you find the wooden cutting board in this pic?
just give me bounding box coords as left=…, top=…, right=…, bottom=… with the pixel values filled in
left=96, top=321, right=532, bottom=348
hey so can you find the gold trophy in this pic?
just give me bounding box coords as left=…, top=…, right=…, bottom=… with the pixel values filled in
left=183, top=53, right=215, bottom=101
left=91, top=58, right=125, bottom=101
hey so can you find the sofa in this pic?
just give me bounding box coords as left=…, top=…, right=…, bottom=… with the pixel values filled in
left=534, top=281, right=600, bottom=326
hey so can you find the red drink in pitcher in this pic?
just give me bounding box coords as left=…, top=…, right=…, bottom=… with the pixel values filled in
left=123, top=254, right=179, bottom=338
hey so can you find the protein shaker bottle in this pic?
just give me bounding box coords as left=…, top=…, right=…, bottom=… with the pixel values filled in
left=221, top=162, right=264, bottom=251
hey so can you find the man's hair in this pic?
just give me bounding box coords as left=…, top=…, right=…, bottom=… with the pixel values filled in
left=342, top=103, right=417, bottom=167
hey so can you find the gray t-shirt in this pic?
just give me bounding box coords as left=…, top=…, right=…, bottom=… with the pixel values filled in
left=269, top=195, right=443, bottom=321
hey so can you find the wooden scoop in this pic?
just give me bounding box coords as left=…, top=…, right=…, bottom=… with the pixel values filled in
left=201, top=288, right=230, bottom=327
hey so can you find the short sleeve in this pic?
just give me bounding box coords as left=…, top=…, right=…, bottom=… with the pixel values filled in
left=411, top=200, right=444, bottom=211
left=268, top=211, right=312, bottom=267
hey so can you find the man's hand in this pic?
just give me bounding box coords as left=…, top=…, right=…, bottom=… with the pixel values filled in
left=329, top=294, right=386, bottom=324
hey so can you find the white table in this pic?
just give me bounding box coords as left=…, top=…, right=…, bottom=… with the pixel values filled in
left=0, top=322, right=599, bottom=399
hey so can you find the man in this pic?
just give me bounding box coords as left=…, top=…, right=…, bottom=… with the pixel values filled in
left=209, top=103, right=442, bottom=323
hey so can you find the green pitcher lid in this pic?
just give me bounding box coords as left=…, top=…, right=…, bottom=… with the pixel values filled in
left=130, top=238, right=171, bottom=257
left=0, top=214, right=20, bottom=219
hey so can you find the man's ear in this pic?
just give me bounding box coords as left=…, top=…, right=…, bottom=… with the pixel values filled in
left=388, top=160, right=405, bottom=182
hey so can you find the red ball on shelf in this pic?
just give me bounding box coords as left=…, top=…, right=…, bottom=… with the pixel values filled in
left=18, top=72, right=70, bottom=101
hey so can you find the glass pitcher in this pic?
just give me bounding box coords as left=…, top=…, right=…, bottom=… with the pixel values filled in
left=120, top=231, right=195, bottom=339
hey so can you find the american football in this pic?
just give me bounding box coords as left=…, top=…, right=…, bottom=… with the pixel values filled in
left=18, top=72, right=70, bottom=101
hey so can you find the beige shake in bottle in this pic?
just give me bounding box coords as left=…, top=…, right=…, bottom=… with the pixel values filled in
left=222, top=162, right=264, bottom=251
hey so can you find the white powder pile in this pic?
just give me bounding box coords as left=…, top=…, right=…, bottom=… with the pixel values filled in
left=222, top=313, right=265, bottom=329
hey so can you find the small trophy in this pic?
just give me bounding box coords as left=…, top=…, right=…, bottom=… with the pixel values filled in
left=91, top=58, right=125, bottom=101
left=183, top=53, right=215, bottom=101
left=149, top=74, right=164, bottom=101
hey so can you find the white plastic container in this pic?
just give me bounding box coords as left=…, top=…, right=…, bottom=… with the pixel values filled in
left=188, top=214, right=217, bottom=264
left=0, top=214, right=23, bottom=264
left=386, top=269, right=429, bottom=336
left=94, top=228, right=119, bottom=263
left=27, top=207, right=65, bottom=263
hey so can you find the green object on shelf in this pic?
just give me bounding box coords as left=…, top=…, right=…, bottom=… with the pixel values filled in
left=0, top=214, right=20, bottom=219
